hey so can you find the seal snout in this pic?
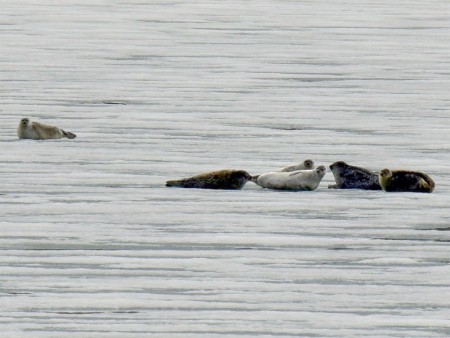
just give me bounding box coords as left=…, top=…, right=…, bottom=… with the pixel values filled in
left=251, top=175, right=260, bottom=183
left=316, top=165, right=327, bottom=176
left=304, top=159, right=314, bottom=169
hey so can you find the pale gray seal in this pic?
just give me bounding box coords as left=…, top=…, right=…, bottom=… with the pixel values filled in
left=252, top=165, right=326, bottom=191
left=278, top=159, right=315, bottom=172
left=252, top=159, right=314, bottom=181
left=17, top=118, right=76, bottom=140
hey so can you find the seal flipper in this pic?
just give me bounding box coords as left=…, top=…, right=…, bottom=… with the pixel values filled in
left=418, top=177, right=433, bottom=193
left=166, top=180, right=181, bottom=187
left=166, top=179, right=195, bottom=188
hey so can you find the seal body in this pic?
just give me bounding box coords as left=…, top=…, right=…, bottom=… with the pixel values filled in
left=17, top=118, right=76, bottom=140
left=379, top=169, right=435, bottom=193
left=278, top=159, right=314, bottom=172
left=166, top=169, right=252, bottom=190
left=328, top=161, right=381, bottom=190
left=252, top=165, right=326, bottom=191
left=252, top=159, right=314, bottom=181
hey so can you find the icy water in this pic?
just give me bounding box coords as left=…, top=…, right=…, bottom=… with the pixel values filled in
left=1, top=1, right=450, bottom=337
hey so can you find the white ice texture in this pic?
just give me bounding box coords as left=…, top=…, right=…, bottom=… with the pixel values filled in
left=1, top=1, right=450, bottom=337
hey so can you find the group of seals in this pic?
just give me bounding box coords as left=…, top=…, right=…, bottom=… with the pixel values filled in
left=328, top=161, right=434, bottom=193
left=167, top=160, right=435, bottom=193
left=166, top=159, right=327, bottom=192
left=15, top=119, right=435, bottom=194
left=17, top=118, right=76, bottom=140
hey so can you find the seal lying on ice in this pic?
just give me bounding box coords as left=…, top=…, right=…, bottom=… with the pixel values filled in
left=328, top=161, right=381, bottom=190
left=166, top=169, right=252, bottom=190
left=277, top=159, right=315, bottom=172
left=252, top=165, right=326, bottom=191
left=252, top=159, right=314, bottom=181
left=17, top=118, right=76, bottom=140
left=379, top=168, right=435, bottom=193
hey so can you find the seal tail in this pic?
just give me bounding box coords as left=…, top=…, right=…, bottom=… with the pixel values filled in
left=419, top=178, right=435, bottom=193
left=62, top=130, right=76, bottom=139
left=166, top=180, right=182, bottom=187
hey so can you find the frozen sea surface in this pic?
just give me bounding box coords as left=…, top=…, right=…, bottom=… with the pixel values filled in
left=1, top=1, right=450, bottom=337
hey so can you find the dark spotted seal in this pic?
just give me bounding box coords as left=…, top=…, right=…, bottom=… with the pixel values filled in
left=328, top=161, right=381, bottom=190
left=379, top=168, right=435, bottom=193
left=17, top=118, right=76, bottom=140
left=252, top=165, right=326, bottom=191
left=166, top=169, right=252, bottom=190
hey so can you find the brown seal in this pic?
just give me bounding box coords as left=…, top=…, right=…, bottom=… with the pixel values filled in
left=166, top=169, right=252, bottom=190
left=379, top=169, right=435, bottom=193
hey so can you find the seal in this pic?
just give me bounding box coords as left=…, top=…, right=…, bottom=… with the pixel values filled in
left=328, top=161, right=381, bottom=190
left=252, top=159, right=314, bottom=181
left=379, top=168, right=435, bottom=193
left=278, top=159, right=315, bottom=172
left=252, top=165, right=326, bottom=191
left=166, top=169, right=252, bottom=190
left=17, top=118, right=76, bottom=140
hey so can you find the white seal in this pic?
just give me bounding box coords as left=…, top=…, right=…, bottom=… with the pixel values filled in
left=17, top=118, right=76, bottom=140
left=251, top=159, right=315, bottom=182
left=277, top=159, right=314, bottom=172
left=252, top=165, right=326, bottom=191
